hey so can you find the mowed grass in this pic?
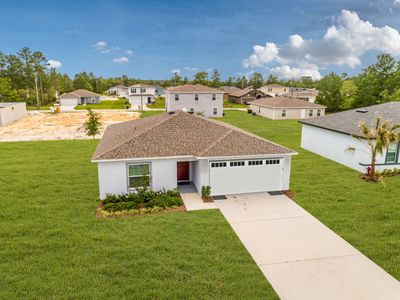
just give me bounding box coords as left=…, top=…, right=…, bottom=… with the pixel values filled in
left=221, top=111, right=400, bottom=279
left=0, top=140, right=277, bottom=299
left=75, top=99, right=129, bottom=110
left=223, top=100, right=248, bottom=108
left=146, top=97, right=165, bottom=109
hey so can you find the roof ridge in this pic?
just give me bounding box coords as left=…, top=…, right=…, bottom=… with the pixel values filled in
left=198, top=127, right=233, bottom=156
left=93, top=112, right=180, bottom=159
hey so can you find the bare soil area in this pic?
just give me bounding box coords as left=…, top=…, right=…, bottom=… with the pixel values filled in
left=0, top=111, right=140, bottom=141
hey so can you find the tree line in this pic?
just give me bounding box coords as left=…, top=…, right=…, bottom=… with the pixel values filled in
left=0, top=48, right=399, bottom=110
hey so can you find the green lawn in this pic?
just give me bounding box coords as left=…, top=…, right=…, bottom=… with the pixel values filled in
left=27, top=105, right=52, bottom=110
left=75, top=99, right=130, bottom=110
left=223, top=100, right=248, bottom=108
left=221, top=111, right=400, bottom=279
left=146, top=97, right=165, bottom=109
left=0, top=140, right=277, bottom=299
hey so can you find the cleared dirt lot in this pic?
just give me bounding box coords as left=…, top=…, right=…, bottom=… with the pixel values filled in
left=0, top=111, right=140, bottom=141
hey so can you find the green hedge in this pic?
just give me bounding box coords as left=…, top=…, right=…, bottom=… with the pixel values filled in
left=102, top=188, right=182, bottom=212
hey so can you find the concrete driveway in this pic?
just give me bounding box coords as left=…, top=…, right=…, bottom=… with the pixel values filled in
left=215, top=193, right=400, bottom=300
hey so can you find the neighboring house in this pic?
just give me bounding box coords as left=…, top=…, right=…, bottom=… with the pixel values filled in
left=228, top=86, right=266, bottom=104
left=259, top=84, right=288, bottom=97
left=166, top=84, right=223, bottom=117
left=127, top=84, right=165, bottom=107
left=59, top=89, right=100, bottom=108
left=282, top=88, right=319, bottom=103
left=106, top=85, right=129, bottom=97
left=92, top=111, right=296, bottom=198
left=220, top=86, right=243, bottom=100
left=0, top=102, right=27, bottom=126
left=250, top=96, right=326, bottom=120
left=300, top=102, right=400, bottom=172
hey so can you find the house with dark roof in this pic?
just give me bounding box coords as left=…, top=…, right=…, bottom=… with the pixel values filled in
left=250, top=96, right=326, bottom=120
left=166, top=84, right=224, bottom=117
left=92, top=111, right=296, bottom=198
left=300, top=102, right=400, bottom=172
left=59, top=89, right=100, bottom=108
left=227, top=86, right=266, bottom=104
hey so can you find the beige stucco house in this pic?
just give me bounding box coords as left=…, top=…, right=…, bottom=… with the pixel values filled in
left=250, top=96, right=326, bottom=120
left=259, top=84, right=288, bottom=97
left=227, top=87, right=266, bottom=104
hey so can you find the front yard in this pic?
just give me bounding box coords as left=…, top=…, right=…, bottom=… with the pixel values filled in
left=1, top=110, right=399, bottom=298
left=75, top=99, right=130, bottom=110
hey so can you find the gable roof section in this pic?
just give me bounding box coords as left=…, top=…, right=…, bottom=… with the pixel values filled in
left=300, top=102, right=400, bottom=137
left=60, top=89, right=100, bottom=99
left=92, top=111, right=295, bottom=161
left=220, top=86, right=243, bottom=94
left=251, top=96, right=326, bottom=109
left=228, top=86, right=263, bottom=98
left=167, top=84, right=223, bottom=93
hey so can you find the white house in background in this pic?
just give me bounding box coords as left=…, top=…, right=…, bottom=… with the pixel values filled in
left=300, top=102, right=400, bottom=172
left=250, top=96, right=326, bottom=120
left=127, top=84, right=165, bottom=107
left=106, top=85, right=129, bottom=97
left=59, top=89, right=100, bottom=109
left=259, top=84, right=288, bottom=97
left=92, top=111, right=296, bottom=198
left=0, top=102, right=27, bottom=126
left=166, top=84, right=224, bottom=117
left=282, top=88, right=319, bottom=103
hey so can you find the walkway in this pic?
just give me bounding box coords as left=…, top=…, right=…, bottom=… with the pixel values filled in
left=179, top=184, right=217, bottom=211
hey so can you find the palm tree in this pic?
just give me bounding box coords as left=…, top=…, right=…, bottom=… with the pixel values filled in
left=348, top=118, right=400, bottom=180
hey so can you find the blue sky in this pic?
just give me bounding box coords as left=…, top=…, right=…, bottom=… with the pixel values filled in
left=1, top=0, right=400, bottom=80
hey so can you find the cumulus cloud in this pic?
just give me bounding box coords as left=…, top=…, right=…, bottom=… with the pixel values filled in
left=270, top=63, right=322, bottom=80
left=94, top=41, right=108, bottom=51
left=395, top=0, right=400, bottom=5
left=47, top=59, right=62, bottom=69
left=125, top=49, right=133, bottom=55
left=171, top=68, right=181, bottom=74
left=113, top=56, right=129, bottom=64
left=243, top=10, right=400, bottom=79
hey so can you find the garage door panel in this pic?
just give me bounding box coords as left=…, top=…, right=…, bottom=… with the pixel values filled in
left=60, top=98, right=78, bottom=106
left=209, top=159, right=283, bottom=195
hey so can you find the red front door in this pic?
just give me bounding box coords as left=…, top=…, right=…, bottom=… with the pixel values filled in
left=177, top=162, right=190, bottom=181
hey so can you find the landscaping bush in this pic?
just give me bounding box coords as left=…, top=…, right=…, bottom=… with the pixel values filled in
left=201, top=185, right=211, bottom=199
left=101, top=188, right=183, bottom=212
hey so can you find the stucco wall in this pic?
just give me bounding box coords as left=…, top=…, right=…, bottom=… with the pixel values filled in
left=301, top=124, right=396, bottom=172
left=0, top=102, right=27, bottom=126
left=166, top=92, right=223, bottom=117
left=129, top=95, right=155, bottom=106
left=250, top=105, right=325, bottom=120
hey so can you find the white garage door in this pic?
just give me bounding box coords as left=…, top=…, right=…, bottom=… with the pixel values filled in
left=60, top=98, right=78, bottom=107
left=209, top=158, right=283, bottom=195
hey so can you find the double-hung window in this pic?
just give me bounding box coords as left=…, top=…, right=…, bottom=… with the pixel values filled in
left=213, top=108, right=218, bottom=115
left=309, top=110, right=313, bottom=117
left=317, top=109, right=321, bottom=117
left=281, top=109, right=286, bottom=117
left=212, top=94, right=216, bottom=101
left=141, top=88, right=146, bottom=93
left=386, top=143, right=399, bottom=164
left=195, top=94, right=199, bottom=101
left=128, top=164, right=150, bottom=189
left=131, top=88, right=136, bottom=94
left=175, top=94, right=179, bottom=101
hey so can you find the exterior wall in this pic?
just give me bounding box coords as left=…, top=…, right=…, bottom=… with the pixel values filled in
left=166, top=92, right=223, bottom=117
left=107, top=87, right=128, bottom=97
left=128, top=86, right=156, bottom=96
left=81, top=96, right=100, bottom=105
left=0, top=102, right=27, bottom=126
left=250, top=105, right=325, bottom=120
left=129, top=95, right=155, bottom=106
left=259, top=86, right=288, bottom=96
left=301, top=124, right=397, bottom=172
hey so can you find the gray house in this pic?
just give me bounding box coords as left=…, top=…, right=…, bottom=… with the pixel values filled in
left=59, top=89, right=100, bottom=108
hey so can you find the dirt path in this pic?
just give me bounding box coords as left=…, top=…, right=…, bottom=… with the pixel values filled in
left=0, top=111, right=140, bottom=141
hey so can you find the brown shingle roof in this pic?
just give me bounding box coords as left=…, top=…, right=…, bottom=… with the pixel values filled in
left=167, top=84, right=223, bottom=93
left=60, top=89, right=100, bottom=98
left=220, top=86, right=243, bottom=94
left=92, top=111, right=295, bottom=161
left=251, top=96, right=326, bottom=109
left=228, top=86, right=261, bottom=98
left=300, top=102, right=400, bottom=138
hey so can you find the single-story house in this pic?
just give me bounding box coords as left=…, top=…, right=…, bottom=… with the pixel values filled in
left=300, top=102, right=400, bottom=172
left=106, top=85, right=129, bottom=97
left=59, top=89, right=100, bottom=108
left=0, top=102, right=27, bottom=126
left=92, top=111, right=296, bottom=198
left=282, top=88, right=319, bottom=103
left=228, top=86, right=266, bottom=104
left=220, top=86, right=243, bottom=100
left=166, top=84, right=224, bottom=117
left=258, top=84, right=288, bottom=97
left=250, top=96, right=326, bottom=120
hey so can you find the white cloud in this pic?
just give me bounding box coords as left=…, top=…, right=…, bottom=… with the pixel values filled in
left=183, top=66, right=198, bottom=71
left=113, top=56, right=129, bottom=64
left=171, top=68, right=181, bottom=74
left=125, top=49, right=133, bottom=55
left=94, top=41, right=107, bottom=51
left=243, top=10, right=400, bottom=79
left=270, top=63, right=322, bottom=80
left=395, top=0, right=400, bottom=5
left=47, top=59, right=62, bottom=69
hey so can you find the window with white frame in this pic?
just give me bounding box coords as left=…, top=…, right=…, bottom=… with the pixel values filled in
left=309, top=110, right=313, bottom=117
left=317, top=109, right=321, bottom=116
left=265, top=159, right=280, bottom=165
left=213, top=108, right=218, bottom=115
left=189, top=108, right=194, bottom=113
left=128, top=163, right=150, bottom=188
left=248, top=160, right=263, bottom=166
left=230, top=161, right=245, bottom=167
left=212, top=94, right=216, bottom=101
left=211, top=162, right=227, bottom=168
left=175, top=94, right=179, bottom=101
left=281, top=109, right=286, bottom=117
left=141, top=88, right=146, bottom=93
left=386, top=143, right=399, bottom=163
left=131, top=88, right=137, bottom=93
left=195, top=94, right=199, bottom=101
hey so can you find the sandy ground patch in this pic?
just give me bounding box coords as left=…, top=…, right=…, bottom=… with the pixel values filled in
left=0, top=111, right=140, bottom=141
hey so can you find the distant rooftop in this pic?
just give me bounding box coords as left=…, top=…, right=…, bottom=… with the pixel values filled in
left=167, top=84, right=223, bottom=93
left=251, top=96, right=325, bottom=109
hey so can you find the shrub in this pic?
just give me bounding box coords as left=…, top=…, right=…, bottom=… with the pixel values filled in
left=201, top=185, right=211, bottom=198
left=247, top=108, right=252, bottom=114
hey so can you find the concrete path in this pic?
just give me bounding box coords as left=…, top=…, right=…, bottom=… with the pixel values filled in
left=215, top=192, right=400, bottom=300
left=179, top=184, right=217, bottom=211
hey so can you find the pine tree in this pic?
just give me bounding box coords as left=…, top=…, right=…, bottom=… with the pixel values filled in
left=83, top=109, right=102, bottom=139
